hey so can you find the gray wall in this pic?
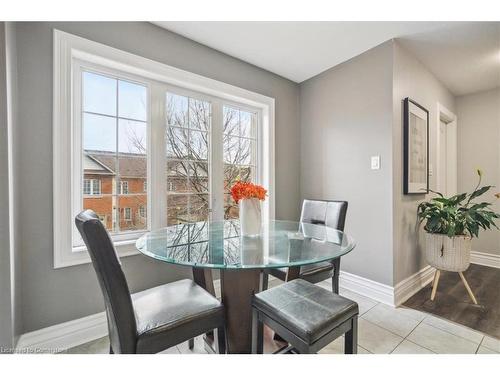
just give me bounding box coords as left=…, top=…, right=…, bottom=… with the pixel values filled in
left=299, top=41, right=395, bottom=286
left=457, top=88, right=500, bottom=256
left=392, top=41, right=456, bottom=284
left=0, top=22, right=13, bottom=349
left=13, top=22, right=300, bottom=333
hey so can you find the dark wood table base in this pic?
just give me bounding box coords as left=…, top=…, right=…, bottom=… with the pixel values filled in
left=193, top=267, right=291, bottom=354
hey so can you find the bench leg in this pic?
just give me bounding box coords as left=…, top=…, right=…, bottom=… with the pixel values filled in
left=188, top=338, right=194, bottom=349
left=332, top=257, right=340, bottom=294
left=251, top=309, right=264, bottom=354
left=344, top=316, right=358, bottom=354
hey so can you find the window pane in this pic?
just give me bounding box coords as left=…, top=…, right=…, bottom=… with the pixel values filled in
left=239, top=138, right=255, bottom=165
left=224, top=164, right=240, bottom=193
left=167, top=194, right=189, bottom=226
left=118, top=80, right=147, bottom=121
left=240, top=111, right=253, bottom=138
left=167, top=93, right=188, bottom=127
left=83, top=194, right=115, bottom=231
left=118, top=194, right=147, bottom=231
left=189, top=98, right=210, bottom=131
left=118, top=119, right=147, bottom=155
left=189, top=130, right=208, bottom=161
left=223, top=107, right=239, bottom=136
left=189, top=162, right=209, bottom=193
left=223, top=136, right=239, bottom=164
left=83, top=71, right=117, bottom=116
left=83, top=113, right=116, bottom=152
left=224, top=193, right=239, bottom=220
left=167, top=161, right=189, bottom=193
left=190, top=194, right=209, bottom=222
left=166, top=127, right=189, bottom=159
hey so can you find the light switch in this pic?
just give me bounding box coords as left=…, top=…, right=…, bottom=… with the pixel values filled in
left=371, top=156, right=380, bottom=170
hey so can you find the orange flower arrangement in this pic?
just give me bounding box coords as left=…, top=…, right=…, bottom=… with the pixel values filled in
left=230, top=181, right=267, bottom=204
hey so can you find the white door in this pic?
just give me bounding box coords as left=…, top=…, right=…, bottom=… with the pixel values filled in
left=439, top=120, right=448, bottom=194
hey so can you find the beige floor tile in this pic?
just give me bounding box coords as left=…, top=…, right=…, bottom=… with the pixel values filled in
left=477, top=345, right=499, bottom=354
left=392, top=306, right=427, bottom=322
left=362, top=304, right=421, bottom=337
left=338, top=289, right=379, bottom=315
left=357, top=318, right=404, bottom=354
left=481, top=336, right=500, bottom=352
left=177, top=335, right=209, bottom=354
left=423, top=315, right=484, bottom=344
left=407, top=323, right=479, bottom=354
left=64, top=336, right=109, bottom=354
left=391, top=339, right=434, bottom=354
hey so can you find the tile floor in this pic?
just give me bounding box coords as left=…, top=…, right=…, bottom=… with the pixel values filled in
left=64, top=279, right=500, bottom=354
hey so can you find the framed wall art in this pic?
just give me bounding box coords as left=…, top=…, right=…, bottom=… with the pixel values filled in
left=403, top=98, right=429, bottom=195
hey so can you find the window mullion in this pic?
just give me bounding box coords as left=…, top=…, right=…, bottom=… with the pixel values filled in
left=151, top=83, right=167, bottom=229
left=211, top=100, right=224, bottom=222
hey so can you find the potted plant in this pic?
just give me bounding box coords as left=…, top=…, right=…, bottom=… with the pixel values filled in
left=417, top=169, right=500, bottom=303
left=231, top=181, right=267, bottom=236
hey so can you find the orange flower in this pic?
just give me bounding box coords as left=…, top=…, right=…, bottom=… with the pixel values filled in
left=230, top=181, right=267, bottom=204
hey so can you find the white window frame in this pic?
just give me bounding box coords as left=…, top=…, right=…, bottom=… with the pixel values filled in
left=53, top=30, right=275, bottom=268
left=119, top=181, right=129, bottom=195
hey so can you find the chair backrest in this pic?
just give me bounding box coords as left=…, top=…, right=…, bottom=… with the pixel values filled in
left=75, top=210, right=137, bottom=353
left=300, top=199, right=348, bottom=231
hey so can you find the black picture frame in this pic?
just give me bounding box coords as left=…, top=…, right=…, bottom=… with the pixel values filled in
left=403, top=98, right=429, bottom=195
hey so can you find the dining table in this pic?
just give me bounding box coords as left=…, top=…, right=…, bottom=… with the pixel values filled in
left=136, top=219, right=356, bottom=353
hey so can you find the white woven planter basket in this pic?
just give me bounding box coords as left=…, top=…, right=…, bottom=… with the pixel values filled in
left=425, top=233, right=471, bottom=272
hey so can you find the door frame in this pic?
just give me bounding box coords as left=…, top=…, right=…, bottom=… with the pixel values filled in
left=436, top=102, right=457, bottom=196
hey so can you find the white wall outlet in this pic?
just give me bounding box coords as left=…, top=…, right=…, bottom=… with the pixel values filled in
left=429, top=163, right=433, bottom=177
left=371, top=156, right=380, bottom=170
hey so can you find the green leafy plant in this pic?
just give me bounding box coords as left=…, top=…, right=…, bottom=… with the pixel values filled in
left=417, top=169, right=500, bottom=238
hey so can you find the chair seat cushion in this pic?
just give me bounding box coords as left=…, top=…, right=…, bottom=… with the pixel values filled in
left=132, top=279, right=223, bottom=353
left=252, top=279, right=358, bottom=344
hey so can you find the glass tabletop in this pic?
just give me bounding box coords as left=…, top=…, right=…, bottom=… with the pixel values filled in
left=135, top=220, right=355, bottom=269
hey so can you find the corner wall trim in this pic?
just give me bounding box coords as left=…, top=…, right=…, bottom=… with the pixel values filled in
left=15, top=312, right=107, bottom=353
left=394, top=265, right=435, bottom=306
left=338, top=271, right=395, bottom=306
left=471, top=251, right=500, bottom=269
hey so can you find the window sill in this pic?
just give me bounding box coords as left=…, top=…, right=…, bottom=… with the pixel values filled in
left=54, top=238, right=142, bottom=269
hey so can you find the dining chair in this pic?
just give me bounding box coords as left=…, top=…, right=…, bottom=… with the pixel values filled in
left=263, top=199, right=348, bottom=293
left=75, top=209, right=226, bottom=354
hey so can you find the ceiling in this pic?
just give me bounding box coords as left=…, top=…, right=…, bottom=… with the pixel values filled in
left=154, top=22, right=500, bottom=96
left=398, top=22, right=500, bottom=96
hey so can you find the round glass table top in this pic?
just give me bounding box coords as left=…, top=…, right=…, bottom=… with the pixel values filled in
left=136, top=220, right=356, bottom=269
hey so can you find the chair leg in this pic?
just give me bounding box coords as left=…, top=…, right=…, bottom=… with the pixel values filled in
left=251, top=309, right=264, bottom=354
left=109, top=345, right=114, bottom=354
left=332, top=257, right=340, bottom=294
left=214, top=327, right=226, bottom=354
left=188, top=338, right=195, bottom=350
left=344, top=316, right=358, bottom=354
left=430, top=269, right=440, bottom=301
left=459, top=272, right=478, bottom=305
left=262, top=271, right=269, bottom=291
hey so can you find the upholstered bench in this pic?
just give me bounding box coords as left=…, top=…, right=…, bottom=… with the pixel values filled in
left=251, top=279, right=358, bottom=354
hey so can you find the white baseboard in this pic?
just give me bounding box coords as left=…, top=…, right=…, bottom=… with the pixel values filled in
left=393, top=265, right=435, bottom=306
left=338, top=271, right=395, bottom=306
left=15, top=312, right=107, bottom=353
left=471, top=251, right=500, bottom=269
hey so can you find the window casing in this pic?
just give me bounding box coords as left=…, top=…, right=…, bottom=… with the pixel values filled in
left=53, top=30, right=274, bottom=268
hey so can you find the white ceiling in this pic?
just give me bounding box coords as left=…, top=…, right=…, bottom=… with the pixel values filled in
left=398, top=22, right=500, bottom=96
left=154, top=22, right=500, bottom=96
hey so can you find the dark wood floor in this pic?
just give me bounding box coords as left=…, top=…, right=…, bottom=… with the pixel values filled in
left=404, top=264, right=500, bottom=339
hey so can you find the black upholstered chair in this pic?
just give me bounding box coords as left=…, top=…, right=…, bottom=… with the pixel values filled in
left=252, top=279, right=358, bottom=354
left=264, top=199, right=348, bottom=293
left=75, top=210, right=226, bottom=354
